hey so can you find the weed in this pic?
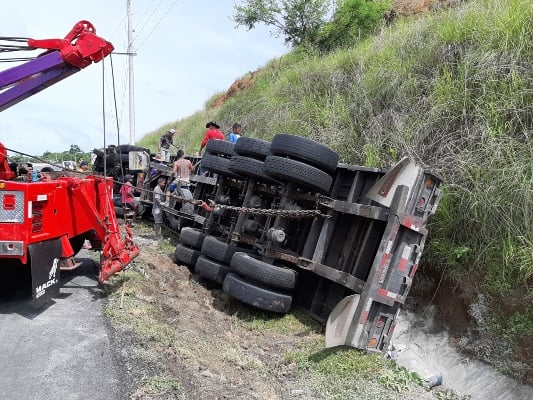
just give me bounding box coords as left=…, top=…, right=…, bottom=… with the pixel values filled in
left=133, top=375, right=183, bottom=398
left=238, top=309, right=322, bottom=336
left=284, top=342, right=429, bottom=399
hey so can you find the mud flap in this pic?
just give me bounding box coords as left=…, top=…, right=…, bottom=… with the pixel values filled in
left=325, top=294, right=361, bottom=348
left=29, top=238, right=62, bottom=308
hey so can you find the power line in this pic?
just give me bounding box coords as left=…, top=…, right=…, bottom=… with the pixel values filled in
left=132, top=0, right=166, bottom=45
left=135, top=0, right=179, bottom=51
left=109, top=14, right=127, bottom=43
left=135, top=0, right=158, bottom=34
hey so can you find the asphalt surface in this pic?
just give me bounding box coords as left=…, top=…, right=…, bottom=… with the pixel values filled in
left=0, top=257, right=124, bottom=400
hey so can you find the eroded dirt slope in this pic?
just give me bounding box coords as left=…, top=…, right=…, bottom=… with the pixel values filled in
left=103, top=226, right=450, bottom=399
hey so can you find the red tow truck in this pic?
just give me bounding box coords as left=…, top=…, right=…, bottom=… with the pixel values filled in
left=0, top=21, right=139, bottom=306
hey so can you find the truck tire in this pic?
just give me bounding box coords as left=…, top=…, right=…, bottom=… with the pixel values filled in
left=234, top=137, right=271, bottom=160
left=264, top=156, right=333, bottom=193
left=201, top=235, right=255, bottom=265
left=179, top=227, right=206, bottom=250
left=113, top=195, right=122, bottom=208
left=270, top=134, right=339, bottom=175
left=228, top=156, right=279, bottom=185
left=195, top=255, right=231, bottom=284
left=105, top=153, right=129, bottom=165
left=201, top=153, right=241, bottom=179
left=223, top=273, right=292, bottom=313
left=69, top=233, right=86, bottom=255
left=205, top=139, right=235, bottom=158
left=116, top=144, right=151, bottom=154
left=174, top=243, right=201, bottom=268
left=230, top=252, right=297, bottom=290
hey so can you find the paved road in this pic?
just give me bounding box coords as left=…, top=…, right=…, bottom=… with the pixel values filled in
left=0, top=258, right=124, bottom=400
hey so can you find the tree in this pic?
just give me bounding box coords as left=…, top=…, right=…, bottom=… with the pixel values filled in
left=232, top=0, right=331, bottom=47
left=316, top=0, right=391, bottom=51
left=69, top=144, right=82, bottom=155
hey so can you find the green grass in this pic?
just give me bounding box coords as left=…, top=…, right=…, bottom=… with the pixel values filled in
left=132, top=375, right=184, bottom=399
left=104, top=272, right=180, bottom=347
left=142, top=375, right=182, bottom=393
left=229, top=307, right=323, bottom=335
left=284, top=341, right=426, bottom=398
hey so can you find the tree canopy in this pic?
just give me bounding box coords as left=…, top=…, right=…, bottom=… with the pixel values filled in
left=232, top=0, right=331, bottom=47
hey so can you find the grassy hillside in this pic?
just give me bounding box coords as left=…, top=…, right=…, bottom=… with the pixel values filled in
left=138, top=0, right=532, bottom=381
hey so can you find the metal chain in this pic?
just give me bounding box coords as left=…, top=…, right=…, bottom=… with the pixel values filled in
left=212, top=204, right=330, bottom=219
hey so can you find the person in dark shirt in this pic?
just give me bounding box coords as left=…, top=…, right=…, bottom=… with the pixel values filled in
left=159, top=128, right=176, bottom=162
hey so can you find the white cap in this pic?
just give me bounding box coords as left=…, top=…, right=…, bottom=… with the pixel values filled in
left=168, top=128, right=176, bottom=134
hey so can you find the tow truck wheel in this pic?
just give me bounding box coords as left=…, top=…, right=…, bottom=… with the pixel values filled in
left=195, top=255, right=231, bottom=284
left=223, top=272, right=292, bottom=313
left=234, top=137, right=271, bottom=160
left=270, top=134, right=339, bottom=174
left=264, top=156, right=333, bottom=193
left=230, top=252, right=297, bottom=290
left=69, top=233, right=86, bottom=255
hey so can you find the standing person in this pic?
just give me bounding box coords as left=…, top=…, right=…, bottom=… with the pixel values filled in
left=172, top=149, right=194, bottom=189
left=159, top=128, right=176, bottom=162
left=198, top=121, right=224, bottom=154
left=152, top=177, right=167, bottom=240
left=198, top=121, right=224, bottom=176
left=120, top=174, right=137, bottom=217
left=227, top=123, right=242, bottom=143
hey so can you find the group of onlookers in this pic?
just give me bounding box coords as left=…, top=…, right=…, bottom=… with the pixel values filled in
left=158, top=120, right=243, bottom=162
left=124, top=121, right=244, bottom=239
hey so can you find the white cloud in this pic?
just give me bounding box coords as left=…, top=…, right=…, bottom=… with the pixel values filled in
left=1, top=0, right=288, bottom=156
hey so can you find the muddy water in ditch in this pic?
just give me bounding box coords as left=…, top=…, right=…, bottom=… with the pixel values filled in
left=391, top=308, right=533, bottom=400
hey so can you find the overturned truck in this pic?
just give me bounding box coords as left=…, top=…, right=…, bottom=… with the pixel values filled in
left=133, top=133, right=442, bottom=353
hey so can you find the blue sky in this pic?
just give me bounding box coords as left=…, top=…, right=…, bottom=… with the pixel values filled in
left=0, top=1, right=288, bottom=156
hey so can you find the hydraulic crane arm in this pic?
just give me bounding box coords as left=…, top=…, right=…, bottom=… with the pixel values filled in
left=0, top=20, right=113, bottom=112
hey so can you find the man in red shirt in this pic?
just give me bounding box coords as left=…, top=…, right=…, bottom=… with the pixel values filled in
left=199, top=121, right=224, bottom=154
left=199, top=121, right=225, bottom=176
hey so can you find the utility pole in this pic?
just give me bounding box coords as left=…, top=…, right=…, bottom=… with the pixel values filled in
left=127, top=0, right=136, bottom=145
